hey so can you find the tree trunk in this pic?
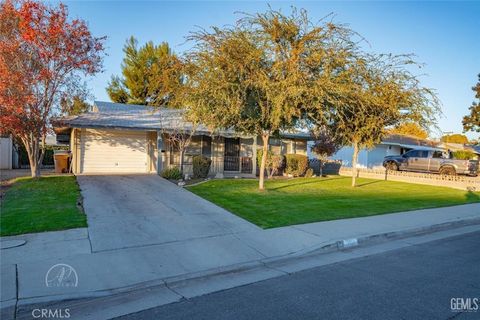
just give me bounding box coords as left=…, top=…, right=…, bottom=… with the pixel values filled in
left=351, top=141, right=359, bottom=187
left=23, top=134, right=42, bottom=178
left=179, top=148, right=185, bottom=177
left=259, top=133, right=269, bottom=190
left=30, top=162, right=40, bottom=178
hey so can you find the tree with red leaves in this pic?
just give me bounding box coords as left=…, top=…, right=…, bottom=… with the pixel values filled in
left=311, top=127, right=342, bottom=176
left=0, top=0, right=105, bottom=177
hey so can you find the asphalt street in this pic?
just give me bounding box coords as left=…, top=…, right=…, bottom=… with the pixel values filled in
left=117, top=230, right=480, bottom=320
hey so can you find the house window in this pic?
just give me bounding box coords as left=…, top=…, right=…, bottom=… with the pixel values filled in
left=269, top=138, right=281, bottom=155
left=269, top=138, right=281, bottom=146
left=202, top=136, right=212, bottom=157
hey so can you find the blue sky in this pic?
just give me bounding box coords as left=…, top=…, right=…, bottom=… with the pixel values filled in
left=63, top=1, right=480, bottom=139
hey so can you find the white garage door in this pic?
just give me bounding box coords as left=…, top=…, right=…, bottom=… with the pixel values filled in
left=80, top=129, right=148, bottom=173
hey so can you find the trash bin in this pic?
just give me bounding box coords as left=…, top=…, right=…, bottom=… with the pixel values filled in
left=54, top=150, right=70, bottom=173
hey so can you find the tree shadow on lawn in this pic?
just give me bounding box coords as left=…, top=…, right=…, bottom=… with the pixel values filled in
left=356, top=180, right=384, bottom=188
left=269, top=176, right=349, bottom=191
left=465, top=191, right=480, bottom=202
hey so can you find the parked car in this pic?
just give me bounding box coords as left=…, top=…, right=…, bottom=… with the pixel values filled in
left=383, top=149, right=478, bottom=176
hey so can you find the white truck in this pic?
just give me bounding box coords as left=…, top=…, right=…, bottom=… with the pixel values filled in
left=383, top=149, right=478, bottom=176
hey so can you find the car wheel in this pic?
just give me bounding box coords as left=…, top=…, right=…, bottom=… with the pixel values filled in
left=439, top=166, right=456, bottom=176
left=385, top=162, right=398, bottom=171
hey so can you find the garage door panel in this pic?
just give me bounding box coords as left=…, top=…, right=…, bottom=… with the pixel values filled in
left=80, top=129, right=148, bottom=173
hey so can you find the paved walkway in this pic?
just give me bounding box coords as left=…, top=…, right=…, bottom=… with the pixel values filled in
left=1, top=174, right=479, bottom=315
left=0, top=169, right=56, bottom=182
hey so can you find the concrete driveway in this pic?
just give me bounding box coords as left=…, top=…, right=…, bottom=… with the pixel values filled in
left=77, top=175, right=258, bottom=252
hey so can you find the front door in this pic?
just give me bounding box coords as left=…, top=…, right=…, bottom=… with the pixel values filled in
left=224, top=138, right=240, bottom=171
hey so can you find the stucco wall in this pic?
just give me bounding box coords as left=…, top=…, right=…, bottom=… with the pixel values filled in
left=329, top=144, right=403, bottom=169
left=367, top=145, right=388, bottom=169
left=330, top=146, right=368, bottom=168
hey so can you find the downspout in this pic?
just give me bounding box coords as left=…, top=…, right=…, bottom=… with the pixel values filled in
left=157, top=131, right=164, bottom=174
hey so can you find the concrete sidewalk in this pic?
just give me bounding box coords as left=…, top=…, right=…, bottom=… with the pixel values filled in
left=1, top=202, right=479, bottom=316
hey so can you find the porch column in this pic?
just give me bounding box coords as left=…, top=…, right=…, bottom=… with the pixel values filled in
left=157, top=131, right=164, bottom=174
left=252, top=135, right=257, bottom=175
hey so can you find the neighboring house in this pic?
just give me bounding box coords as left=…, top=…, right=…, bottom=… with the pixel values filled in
left=0, top=136, right=14, bottom=170
left=329, top=134, right=438, bottom=169
left=0, top=136, right=20, bottom=170
left=0, top=135, right=65, bottom=170
left=437, top=142, right=480, bottom=159
left=52, top=101, right=309, bottom=176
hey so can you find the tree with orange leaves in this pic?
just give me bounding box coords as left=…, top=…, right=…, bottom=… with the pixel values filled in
left=0, top=0, right=105, bottom=177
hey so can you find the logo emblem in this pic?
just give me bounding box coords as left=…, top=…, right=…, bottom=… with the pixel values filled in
left=45, top=264, right=78, bottom=288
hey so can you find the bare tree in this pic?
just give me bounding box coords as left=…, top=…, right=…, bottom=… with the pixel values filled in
left=311, top=127, right=341, bottom=176
left=159, top=109, right=198, bottom=176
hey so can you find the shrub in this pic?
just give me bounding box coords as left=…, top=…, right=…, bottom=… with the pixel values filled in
left=161, top=167, right=182, bottom=180
left=285, top=154, right=308, bottom=177
left=257, top=150, right=285, bottom=178
left=304, top=168, right=314, bottom=178
left=193, top=155, right=212, bottom=178
left=452, top=150, right=476, bottom=160
left=270, top=154, right=285, bottom=176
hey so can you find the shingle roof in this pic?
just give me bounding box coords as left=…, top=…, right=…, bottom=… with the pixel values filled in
left=52, top=108, right=225, bottom=135
left=52, top=101, right=310, bottom=140
left=380, top=134, right=436, bottom=148
left=93, top=101, right=152, bottom=113
left=380, top=134, right=480, bottom=154
left=438, top=142, right=480, bottom=154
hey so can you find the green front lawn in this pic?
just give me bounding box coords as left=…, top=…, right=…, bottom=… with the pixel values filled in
left=1, top=176, right=87, bottom=236
left=187, top=176, right=480, bottom=228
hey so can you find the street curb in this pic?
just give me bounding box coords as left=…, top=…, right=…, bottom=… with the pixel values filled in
left=6, top=217, right=480, bottom=319
left=157, top=217, right=480, bottom=291
left=259, top=216, right=480, bottom=267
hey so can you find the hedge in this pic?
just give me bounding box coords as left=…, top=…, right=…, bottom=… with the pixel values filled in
left=193, top=155, right=212, bottom=178
left=452, top=150, right=476, bottom=160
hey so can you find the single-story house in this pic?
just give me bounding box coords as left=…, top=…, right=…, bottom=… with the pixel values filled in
left=52, top=101, right=310, bottom=176
left=328, top=134, right=439, bottom=169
